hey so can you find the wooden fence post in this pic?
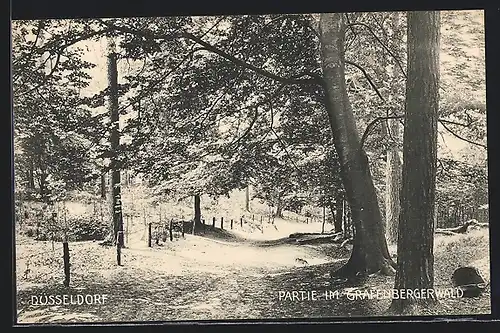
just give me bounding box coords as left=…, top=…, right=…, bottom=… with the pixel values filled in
left=169, top=219, right=173, bottom=241
left=117, top=231, right=123, bottom=265
left=230, top=219, right=233, bottom=230
left=63, top=242, right=70, bottom=287
left=148, top=223, right=152, bottom=247
left=182, top=221, right=185, bottom=238
left=126, top=215, right=129, bottom=245
left=155, top=225, right=160, bottom=245
left=322, top=206, right=326, bottom=234
left=221, top=217, right=224, bottom=230
left=240, top=217, right=243, bottom=228
left=212, top=217, right=216, bottom=228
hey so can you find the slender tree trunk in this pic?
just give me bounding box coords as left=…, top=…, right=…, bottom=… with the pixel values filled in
left=245, top=185, right=250, bottom=211
left=390, top=11, right=440, bottom=314
left=100, top=172, right=106, bottom=199
left=194, top=194, right=201, bottom=228
left=434, top=203, right=438, bottom=229
left=39, top=172, right=48, bottom=202
left=28, top=159, right=35, bottom=189
left=108, top=44, right=124, bottom=247
left=319, top=13, right=395, bottom=277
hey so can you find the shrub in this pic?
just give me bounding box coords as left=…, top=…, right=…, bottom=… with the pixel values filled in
left=20, top=207, right=110, bottom=242
left=65, top=216, right=110, bottom=242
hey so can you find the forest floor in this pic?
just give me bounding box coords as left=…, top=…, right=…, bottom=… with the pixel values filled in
left=15, top=218, right=491, bottom=324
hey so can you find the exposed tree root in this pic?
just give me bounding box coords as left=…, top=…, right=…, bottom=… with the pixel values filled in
left=387, top=297, right=439, bottom=316
left=331, top=252, right=396, bottom=279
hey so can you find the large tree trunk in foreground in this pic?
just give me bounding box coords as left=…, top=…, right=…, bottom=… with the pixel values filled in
left=385, top=118, right=402, bottom=244
left=319, top=13, right=395, bottom=277
left=383, top=12, right=402, bottom=244
left=108, top=49, right=124, bottom=247
left=390, top=11, right=440, bottom=314
left=333, top=199, right=343, bottom=233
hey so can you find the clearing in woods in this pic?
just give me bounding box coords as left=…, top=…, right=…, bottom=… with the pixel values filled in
left=15, top=219, right=491, bottom=323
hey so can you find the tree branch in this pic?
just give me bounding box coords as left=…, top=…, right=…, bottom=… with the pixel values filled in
left=439, top=120, right=487, bottom=149
left=14, top=26, right=113, bottom=66
left=117, top=46, right=206, bottom=114
left=361, top=113, right=487, bottom=152
left=184, top=31, right=320, bottom=85
left=230, top=107, right=259, bottom=149
left=345, top=60, right=385, bottom=102
left=270, top=128, right=303, bottom=176
left=344, top=13, right=359, bottom=51
left=17, top=51, right=62, bottom=97
left=439, top=118, right=478, bottom=128
left=98, top=20, right=322, bottom=87
left=198, top=17, right=225, bottom=40
left=227, top=83, right=287, bottom=150
left=360, top=115, right=404, bottom=150
left=344, top=22, right=407, bottom=78
left=255, top=101, right=275, bottom=146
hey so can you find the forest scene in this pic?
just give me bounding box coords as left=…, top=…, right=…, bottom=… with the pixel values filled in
left=12, top=9, right=489, bottom=323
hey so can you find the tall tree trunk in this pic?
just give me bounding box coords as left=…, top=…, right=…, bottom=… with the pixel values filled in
left=194, top=194, right=201, bottom=227
left=275, top=199, right=284, bottom=218
left=383, top=12, right=403, bottom=245
left=100, top=172, right=106, bottom=199
left=334, top=199, right=343, bottom=233
left=108, top=45, right=124, bottom=247
left=342, top=199, right=350, bottom=238
left=245, top=185, right=250, bottom=211
left=385, top=118, right=402, bottom=244
left=390, top=11, right=440, bottom=314
left=319, top=13, right=395, bottom=277
left=28, top=159, right=35, bottom=189
left=39, top=172, right=48, bottom=202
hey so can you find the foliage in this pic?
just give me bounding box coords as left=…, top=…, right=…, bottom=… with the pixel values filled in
left=20, top=203, right=110, bottom=241
left=12, top=20, right=106, bottom=202
left=11, top=11, right=487, bottom=221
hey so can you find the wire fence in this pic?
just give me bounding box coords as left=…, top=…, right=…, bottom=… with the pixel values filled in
left=14, top=195, right=339, bottom=290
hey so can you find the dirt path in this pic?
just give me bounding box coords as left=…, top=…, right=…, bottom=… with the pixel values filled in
left=15, top=229, right=491, bottom=323
left=16, top=233, right=339, bottom=323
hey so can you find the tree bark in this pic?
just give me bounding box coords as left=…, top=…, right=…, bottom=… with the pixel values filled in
left=390, top=11, right=440, bottom=314
left=194, top=194, right=201, bottom=228
left=319, top=13, right=395, bottom=277
left=275, top=201, right=284, bottom=218
left=245, top=185, right=250, bottom=211
left=100, top=172, right=106, bottom=199
left=108, top=47, right=124, bottom=247
left=28, top=159, right=35, bottom=189
left=385, top=118, right=402, bottom=244
left=334, top=199, right=343, bottom=233
left=382, top=12, right=403, bottom=245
